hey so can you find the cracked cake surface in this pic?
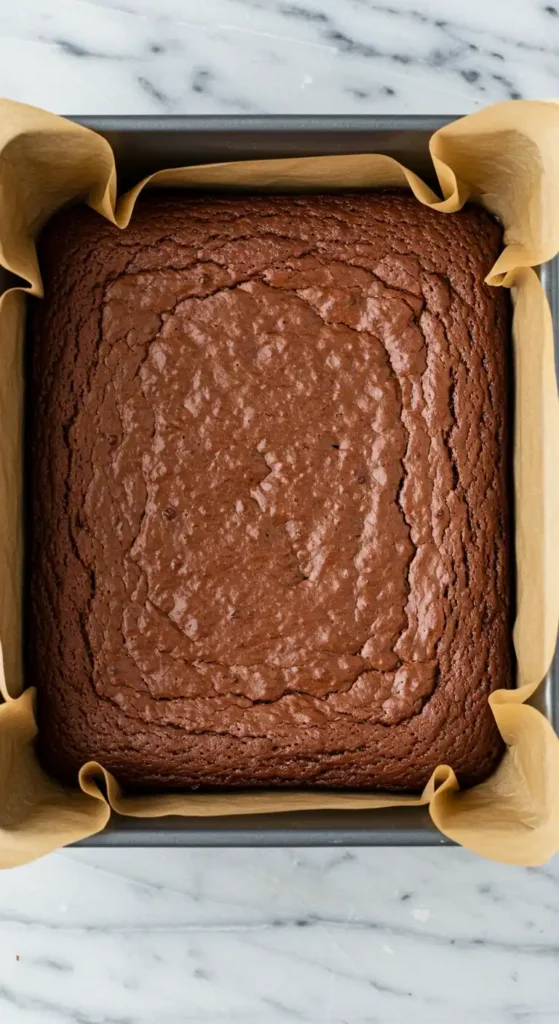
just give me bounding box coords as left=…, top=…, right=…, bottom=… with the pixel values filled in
left=30, top=191, right=512, bottom=791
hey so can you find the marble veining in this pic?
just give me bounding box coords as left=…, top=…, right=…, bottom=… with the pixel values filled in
left=0, top=1, right=558, bottom=1022
left=1, top=847, right=559, bottom=1023
left=0, top=0, right=557, bottom=114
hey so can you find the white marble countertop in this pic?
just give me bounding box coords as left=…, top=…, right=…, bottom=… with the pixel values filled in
left=1, top=1, right=558, bottom=1022
left=2, top=847, right=559, bottom=1023
left=1, top=0, right=559, bottom=115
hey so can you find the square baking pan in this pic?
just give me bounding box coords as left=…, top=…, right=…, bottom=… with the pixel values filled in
left=27, top=114, right=559, bottom=846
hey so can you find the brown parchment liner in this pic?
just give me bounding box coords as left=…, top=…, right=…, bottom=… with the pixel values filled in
left=0, top=98, right=557, bottom=868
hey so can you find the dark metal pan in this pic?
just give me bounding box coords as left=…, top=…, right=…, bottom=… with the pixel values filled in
left=41, top=115, right=559, bottom=845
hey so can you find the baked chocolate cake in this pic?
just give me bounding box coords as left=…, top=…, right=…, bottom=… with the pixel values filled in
left=29, top=192, right=511, bottom=791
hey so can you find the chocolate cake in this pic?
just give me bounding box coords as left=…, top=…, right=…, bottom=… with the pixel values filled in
left=29, top=192, right=512, bottom=791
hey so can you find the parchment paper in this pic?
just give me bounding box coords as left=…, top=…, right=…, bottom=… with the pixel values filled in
left=0, top=98, right=557, bottom=867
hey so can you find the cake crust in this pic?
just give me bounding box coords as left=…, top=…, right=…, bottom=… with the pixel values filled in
left=30, top=192, right=512, bottom=791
